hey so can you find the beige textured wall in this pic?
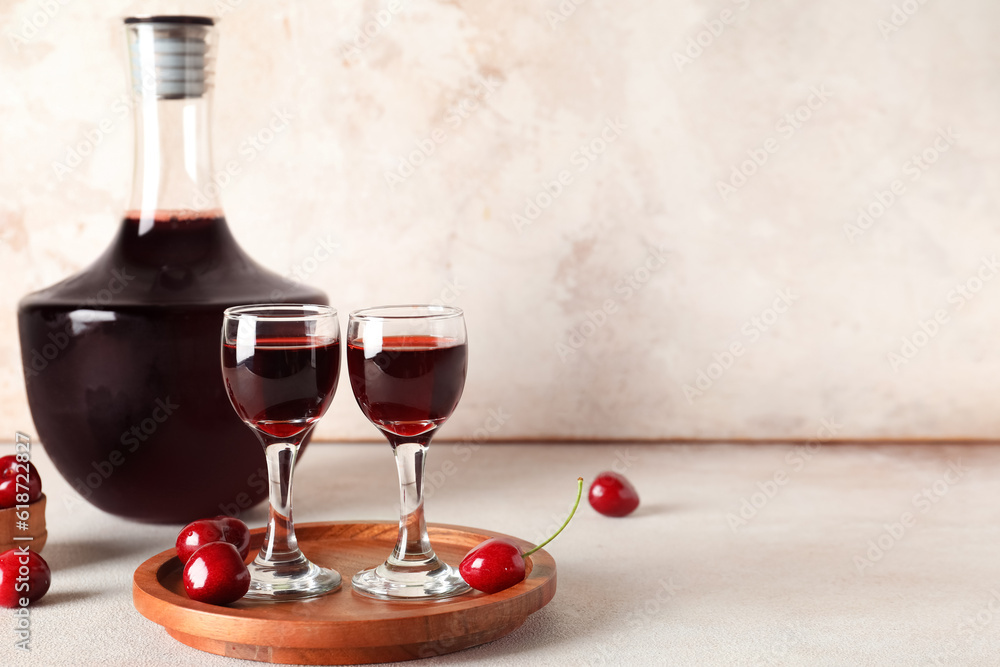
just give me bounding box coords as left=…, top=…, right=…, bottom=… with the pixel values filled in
left=1, top=0, right=998, bottom=441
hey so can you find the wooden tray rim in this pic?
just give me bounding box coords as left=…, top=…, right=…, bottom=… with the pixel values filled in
left=133, top=520, right=557, bottom=650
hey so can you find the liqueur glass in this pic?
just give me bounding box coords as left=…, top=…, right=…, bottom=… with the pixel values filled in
left=347, top=305, right=470, bottom=600
left=222, top=304, right=341, bottom=600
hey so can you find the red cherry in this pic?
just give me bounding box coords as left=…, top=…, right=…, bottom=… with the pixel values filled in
left=182, top=542, right=250, bottom=605
left=0, top=455, right=42, bottom=509
left=214, top=515, right=251, bottom=559
left=588, top=472, right=639, bottom=517
left=459, top=539, right=525, bottom=594
left=176, top=516, right=251, bottom=564
left=460, top=478, right=583, bottom=594
left=0, top=549, right=51, bottom=608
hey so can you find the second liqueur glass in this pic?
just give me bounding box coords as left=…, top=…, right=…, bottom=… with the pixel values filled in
left=222, top=304, right=341, bottom=600
left=347, top=305, right=471, bottom=599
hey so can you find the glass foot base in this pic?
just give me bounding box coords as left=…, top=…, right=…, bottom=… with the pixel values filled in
left=352, top=559, right=471, bottom=600
left=244, top=554, right=342, bottom=601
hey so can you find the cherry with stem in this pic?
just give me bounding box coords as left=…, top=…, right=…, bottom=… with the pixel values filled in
left=460, top=478, right=584, bottom=594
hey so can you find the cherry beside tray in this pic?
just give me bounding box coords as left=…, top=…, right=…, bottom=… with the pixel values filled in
left=133, top=520, right=557, bottom=665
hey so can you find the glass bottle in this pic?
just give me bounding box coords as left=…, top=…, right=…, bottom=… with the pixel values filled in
left=17, top=15, right=327, bottom=523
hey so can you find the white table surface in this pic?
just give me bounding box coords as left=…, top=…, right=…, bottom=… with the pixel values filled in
left=1, top=441, right=998, bottom=666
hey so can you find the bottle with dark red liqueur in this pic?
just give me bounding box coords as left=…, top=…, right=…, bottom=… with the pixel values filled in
left=17, top=16, right=327, bottom=523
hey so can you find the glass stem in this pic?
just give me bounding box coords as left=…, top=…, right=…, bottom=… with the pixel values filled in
left=388, top=438, right=436, bottom=565
left=257, top=431, right=306, bottom=564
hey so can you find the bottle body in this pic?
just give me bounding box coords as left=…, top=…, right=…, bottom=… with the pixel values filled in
left=18, top=214, right=326, bottom=522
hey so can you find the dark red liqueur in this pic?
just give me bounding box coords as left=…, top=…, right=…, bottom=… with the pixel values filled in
left=18, top=213, right=327, bottom=522
left=347, top=335, right=467, bottom=438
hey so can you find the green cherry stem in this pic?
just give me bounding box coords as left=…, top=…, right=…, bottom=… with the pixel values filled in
left=523, top=477, right=584, bottom=559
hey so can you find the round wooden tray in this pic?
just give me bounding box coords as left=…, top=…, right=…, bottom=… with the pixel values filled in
left=133, top=521, right=557, bottom=664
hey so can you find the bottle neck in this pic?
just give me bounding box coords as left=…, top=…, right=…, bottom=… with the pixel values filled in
left=124, top=17, right=221, bottom=233
left=128, top=93, right=221, bottom=230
